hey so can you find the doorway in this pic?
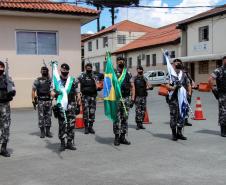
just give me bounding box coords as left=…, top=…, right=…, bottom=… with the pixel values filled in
left=190, top=63, right=195, bottom=81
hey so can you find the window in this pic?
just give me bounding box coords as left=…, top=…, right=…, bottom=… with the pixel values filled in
left=117, top=35, right=126, bottom=44
left=170, top=51, right=175, bottom=58
left=146, top=55, right=150, bottom=67
left=158, top=71, right=165, bottom=76
left=152, top=54, right=156, bottom=66
left=199, top=26, right=209, bottom=42
left=95, top=62, right=100, bottom=72
left=128, top=57, right=132, bottom=68
left=16, top=31, right=57, bottom=55
left=96, top=39, right=99, bottom=50
left=103, top=36, right=108, bottom=48
left=137, top=56, right=141, bottom=66
left=149, top=72, right=156, bottom=77
left=88, top=41, right=92, bottom=51
left=199, top=61, right=209, bottom=74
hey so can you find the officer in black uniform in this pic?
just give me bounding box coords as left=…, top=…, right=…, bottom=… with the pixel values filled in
left=78, top=63, right=98, bottom=134
left=209, top=56, right=226, bottom=137
left=51, top=63, right=78, bottom=151
left=0, top=61, right=16, bottom=157
left=132, top=66, right=152, bottom=130
left=113, top=57, right=135, bottom=146
left=32, top=66, right=52, bottom=138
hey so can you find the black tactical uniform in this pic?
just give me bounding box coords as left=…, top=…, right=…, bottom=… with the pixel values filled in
left=0, top=61, right=16, bottom=157
left=211, top=65, right=226, bottom=136
left=32, top=67, right=52, bottom=138
left=133, top=74, right=149, bottom=130
left=78, top=65, right=98, bottom=134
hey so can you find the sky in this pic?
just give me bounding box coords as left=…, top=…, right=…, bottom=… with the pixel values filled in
left=80, top=0, right=226, bottom=34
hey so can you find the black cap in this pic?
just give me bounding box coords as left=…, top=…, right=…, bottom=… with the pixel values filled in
left=85, top=63, right=92, bottom=68
left=61, top=63, right=70, bottom=70
left=0, top=61, right=5, bottom=68
left=137, top=65, right=143, bottom=70
left=117, top=56, right=125, bottom=62
left=222, top=56, right=226, bottom=60
left=41, top=66, right=48, bottom=71
left=173, top=58, right=182, bottom=63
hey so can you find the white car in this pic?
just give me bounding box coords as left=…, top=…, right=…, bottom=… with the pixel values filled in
left=144, top=70, right=167, bottom=85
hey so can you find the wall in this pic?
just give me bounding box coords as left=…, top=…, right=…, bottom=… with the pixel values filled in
left=0, top=15, right=81, bottom=108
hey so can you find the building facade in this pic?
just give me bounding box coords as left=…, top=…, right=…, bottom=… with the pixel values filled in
left=0, top=0, right=98, bottom=107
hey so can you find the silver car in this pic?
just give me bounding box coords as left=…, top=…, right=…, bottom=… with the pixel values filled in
left=144, top=70, right=167, bottom=85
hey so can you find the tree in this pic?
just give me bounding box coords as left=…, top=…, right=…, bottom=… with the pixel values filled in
left=87, top=0, right=140, bottom=27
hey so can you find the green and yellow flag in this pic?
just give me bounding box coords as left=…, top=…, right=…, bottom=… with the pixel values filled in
left=103, top=52, right=122, bottom=122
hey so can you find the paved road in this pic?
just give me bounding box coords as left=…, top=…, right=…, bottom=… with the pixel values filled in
left=0, top=89, right=226, bottom=185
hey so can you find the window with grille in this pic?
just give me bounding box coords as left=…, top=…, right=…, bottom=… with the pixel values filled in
left=117, top=35, right=126, bottom=44
left=128, top=57, right=132, bottom=68
left=137, top=56, right=141, bottom=66
left=146, top=55, right=150, bottom=67
left=16, top=31, right=57, bottom=55
left=88, top=41, right=92, bottom=51
left=103, top=36, right=108, bottom=48
left=96, top=39, right=99, bottom=50
left=199, top=26, right=209, bottom=42
left=199, top=61, right=209, bottom=74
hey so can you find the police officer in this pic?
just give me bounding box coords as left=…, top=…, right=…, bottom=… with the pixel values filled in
left=132, top=66, right=152, bottom=130
left=166, top=59, right=192, bottom=141
left=32, top=66, right=52, bottom=138
left=0, top=61, right=16, bottom=157
left=113, top=57, right=135, bottom=146
left=209, top=56, right=226, bottom=137
left=78, top=63, right=98, bottom=135
left=51, top=63, right=78, bottom=151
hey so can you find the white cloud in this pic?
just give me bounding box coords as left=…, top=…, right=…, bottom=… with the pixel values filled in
left=117, top=0, right=223, bottom=28
left=85, top=30, right=94, bottom=34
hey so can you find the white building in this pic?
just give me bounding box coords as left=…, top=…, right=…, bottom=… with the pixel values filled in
left=82, top=20, right=155, bottom=72
left=113, top=24, right=181, bottom=74
left=177, top=5, right=226, bottom=83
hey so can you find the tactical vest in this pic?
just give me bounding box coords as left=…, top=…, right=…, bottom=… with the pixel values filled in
left=0, top=76, right=9, bottom=103
left=216, top=66, right=226, bottom=93
left=118, top=72, right=131, bottom=98
left=80, top=73, right=97, bottom=96
left=37, top=77, right=51, bottom=100
left=134, top=76, right=147, bottom=97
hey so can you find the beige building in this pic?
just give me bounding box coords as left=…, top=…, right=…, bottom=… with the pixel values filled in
left=113, top=24, right=181, bottom=74
left=82, top=20, right=156, bottom=72
left=177, top=5, right=226, bottom=83
left=0, top=0, right=98, bottom=107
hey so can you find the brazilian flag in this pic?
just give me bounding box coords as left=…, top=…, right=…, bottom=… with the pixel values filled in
left=103, top=52, right=122, bottom=122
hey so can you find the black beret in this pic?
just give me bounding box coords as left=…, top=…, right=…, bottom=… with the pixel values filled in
left=61, top=63, right=70, bottom=70
left=173, top=58, right=182, bottom=63
left=41, top=66, right=49, bottom=71
left=0, top=61, right=5, bottom=68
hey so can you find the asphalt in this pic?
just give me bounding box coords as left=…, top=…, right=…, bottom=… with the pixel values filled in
left=0, top=89, right=226, bottom=185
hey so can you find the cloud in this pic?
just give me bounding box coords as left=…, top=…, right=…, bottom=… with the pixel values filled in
left=117, top=0, right=223, bottom=28
left=85, top=30, right=94, bottom=34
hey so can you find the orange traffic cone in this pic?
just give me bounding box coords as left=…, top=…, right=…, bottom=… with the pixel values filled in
left=193, top=97, right=206, bottom=120
left=75, top=106, right=85, bottom=129
left=143, top=109, right=151, bottom=124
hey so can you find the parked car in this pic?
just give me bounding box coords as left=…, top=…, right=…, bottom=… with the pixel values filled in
left=144, top=70, right=167, bottom=85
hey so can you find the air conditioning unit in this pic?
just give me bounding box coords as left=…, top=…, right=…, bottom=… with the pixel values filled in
left=141, top=54, right=145, bottom=60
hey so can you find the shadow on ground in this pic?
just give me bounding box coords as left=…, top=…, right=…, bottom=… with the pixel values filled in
left=196, top=129, right=219, bottom=136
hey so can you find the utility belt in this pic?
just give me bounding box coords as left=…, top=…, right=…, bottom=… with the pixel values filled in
left=52, top=103, right=80, bottom=119
left=38, top=95, right=51, bottom=101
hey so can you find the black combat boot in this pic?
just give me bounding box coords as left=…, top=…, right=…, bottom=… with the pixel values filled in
left=45, top=126, right=53, bottom=138
left=177, top=127, right=187, bottom=140
left=40, top=127, right=45, bottom=138
left=114, top=134, right=120, bottom=146
left=119, top=134, right=131, bottom=145
left=59, top=139, right=66, bottom=151
left=88, top=123, right=95, bottom=134
left=220, top=126, right=226, bottom=137
left=66, top=139, right=77, bottom=150
left=136, top=122, right=141, bottom=130
left=0, top=142, right=10, bottom=157
left=171, top=128, right=177, bottom=141
left=139, top=123, right=146, bottom=130
left=184, top=119, right=192, bottom=126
